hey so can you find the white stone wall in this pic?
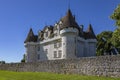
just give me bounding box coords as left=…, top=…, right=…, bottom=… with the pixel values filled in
left=88, top=42, right=96, bottom=56
left=76, top=41, right=84, bottom=57
left=76, top=37, right=85, bottom=57
left=60, top=28, right=79, bottom=59
left=25, top=43, right=37, bottom=62
left=65, top=34, right=76, bottom=58
left=37, top=38, right=63, bottom=61
left=85, top=39, right=97, bottom=57
left=61, top=36, right=67, bottom=59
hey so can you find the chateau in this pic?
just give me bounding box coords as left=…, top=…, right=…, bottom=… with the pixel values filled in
left=24, top=9, right=97, bottom=62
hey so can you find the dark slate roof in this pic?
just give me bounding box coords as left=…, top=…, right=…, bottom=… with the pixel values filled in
left=43, top=25, right=54, bottom=32
left=60, top=9, right=79, bottom=29
left=84, top=24, right=96, bottom=39
left=24, top=10, right=96, bottom=42
left=24, top=28, right=38, bottom=43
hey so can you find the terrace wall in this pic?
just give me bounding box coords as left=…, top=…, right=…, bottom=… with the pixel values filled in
left=0, top=55, right=120, bottom=77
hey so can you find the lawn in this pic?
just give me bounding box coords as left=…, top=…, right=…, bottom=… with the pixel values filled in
left=0, top=70, right=120, bottom=80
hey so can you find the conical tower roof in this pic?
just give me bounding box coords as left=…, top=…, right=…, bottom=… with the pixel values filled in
left=60, top=9, right=79, bottom=29
left=85, top=24, right=96, bottom=39
left=87, top=24, right=94, bottom=33
left=24, top=28, right=38, bottom=43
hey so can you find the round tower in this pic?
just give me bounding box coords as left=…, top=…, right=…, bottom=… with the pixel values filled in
left=85, top=24, right=97, bottom=57
left=24, top=28, right=38, bottom=62
left=60, top=9, right=79, bottom=59
left=60, top=28, right=79, bottom=59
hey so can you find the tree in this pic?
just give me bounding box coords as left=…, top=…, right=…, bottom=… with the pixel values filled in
left=110, top=4, right=120, bottom=27
left=96, top=31, right=113, bottom=56
left=111, top=28, right=120, bottom=47
left=110, top=4, right=120, bottom=51
left=21, top=54, right=26, bottom=63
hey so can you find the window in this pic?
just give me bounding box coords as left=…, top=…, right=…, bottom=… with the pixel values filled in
left=54, top=51, right=57, bottom=58
left=54, top=43, right=57, bottom=48
left=58, top=50, right=62, bottom=58
left=38, top=54, right=40, bottom=60
left=54, top=50, right=62, bottom=58
left=46, top=32, right=48, bottom=37
left=45, top=49, right=48, bottom=54
left=54, top=42, right=62, bottom=48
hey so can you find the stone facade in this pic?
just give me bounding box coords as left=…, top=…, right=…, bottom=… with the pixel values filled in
left=24, top=9, right=97, bottom=62
left=0, top=55, right=120, bottom=77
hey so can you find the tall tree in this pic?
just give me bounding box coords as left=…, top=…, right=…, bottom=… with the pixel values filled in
left=21, top=54, right=25, bottom=63
left=110, top=4, right=120, bottom=27
left=110, top=4, right=120, bottom=50
left=96, top=31, right=113, bottom=56
left=111, top=29, right=120, bottom=48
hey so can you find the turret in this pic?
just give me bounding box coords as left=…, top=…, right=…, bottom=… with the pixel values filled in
left=60, top=9, right=79, bottom=59
left=24, top=28, right=38, bottom=62
left=84, top=24, right=97, bottom=57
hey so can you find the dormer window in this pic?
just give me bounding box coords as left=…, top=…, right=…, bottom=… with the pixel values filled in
left=54, top=41, right=62, bottom=48
left=46, top=32, right=48, bottom=37
left=59, top=21, right=62, bottom=25
left=55, top=23, right=57, bottom=26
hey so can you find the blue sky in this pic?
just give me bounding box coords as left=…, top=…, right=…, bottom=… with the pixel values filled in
left=0, top=0, right=120, bottom=63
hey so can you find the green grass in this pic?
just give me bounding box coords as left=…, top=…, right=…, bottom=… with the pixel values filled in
left=0, top=71, right=120, bottom=80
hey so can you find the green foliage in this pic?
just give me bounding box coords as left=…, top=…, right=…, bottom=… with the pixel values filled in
left=110, top=4, right=120, bottom=51
left=96, top=31, right=113, bottom=56
left=110, top=4, right=120, bottom=27
left=0, top=70, right=119, bottom=80
left=21, top=54, right=25, bottom=63
left=111, top=28, right=120, bottom=48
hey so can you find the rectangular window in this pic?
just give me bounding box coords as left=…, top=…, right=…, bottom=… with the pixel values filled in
left=54, top=43, right=57, bottom=48
left=46, top=32, right=48, bottom=37
left=54, top=42, right=62, bottom=48
left=58, top=50, right=62, bottom=58
left=54, top=50, right=62, bottom=58
left=54, top=51, right=57, bottom=58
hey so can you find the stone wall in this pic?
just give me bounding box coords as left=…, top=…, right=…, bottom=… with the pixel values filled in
left=0, top=55, right=120, bottom=77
